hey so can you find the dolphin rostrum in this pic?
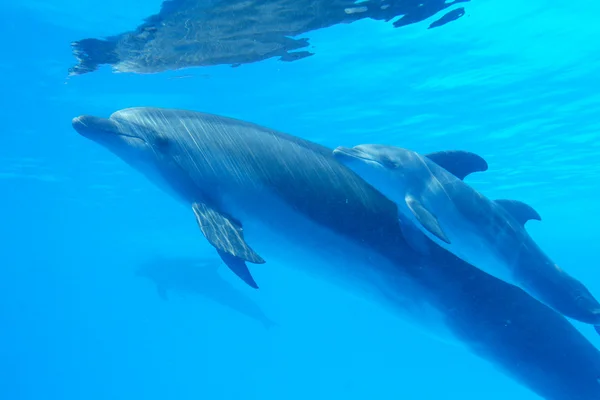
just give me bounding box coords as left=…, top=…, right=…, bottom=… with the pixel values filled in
left=73, top=107, right=600, bottom=399
left=332, top=144, right=600, bottom=334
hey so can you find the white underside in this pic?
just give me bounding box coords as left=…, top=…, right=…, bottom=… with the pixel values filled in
left=220, top=190, right=462, bottom=347
left=406, top=200, right=519, bottom=289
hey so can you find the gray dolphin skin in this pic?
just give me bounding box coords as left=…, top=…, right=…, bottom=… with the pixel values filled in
left=73, top=107, right=600, bottom=399
left=135, top=255, right=276, bottom=329
left=332, top=144, right=600, bottom=334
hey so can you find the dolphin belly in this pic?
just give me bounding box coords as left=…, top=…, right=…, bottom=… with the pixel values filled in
left=397, top=195, right=517, bottom=289
left=441, top=220, right=518, bottom=286
left=220, top=190, right=460, bottom=345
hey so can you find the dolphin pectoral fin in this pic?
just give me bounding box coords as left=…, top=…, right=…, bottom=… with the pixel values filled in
left=192, top=202, right=265, bottom=264
left=405, top=196, right=451, bottom=244
left=594, top=325, right=600, bottom=337
left=217, top=249, right=259, bottom=289
left=192, top=202, right=263, bottom=289
left=398, top=212, right=431, bottom=255
left=425, top=150, right=488, bottom=180
left=494, top=199, right=541, bottom=226
left=157, top=285, right=168, bottom=301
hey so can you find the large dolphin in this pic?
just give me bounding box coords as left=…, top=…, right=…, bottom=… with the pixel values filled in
left=135, top=255, right=276, bottom=329
left=72, top=107, right=600, bottom=399
left=332, top=144, right=600, bottom=334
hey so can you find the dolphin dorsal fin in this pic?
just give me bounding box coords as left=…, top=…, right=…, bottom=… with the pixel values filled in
left=494, top=199, right=541, bottom=226
left=425, top=150, right=488, bottom=180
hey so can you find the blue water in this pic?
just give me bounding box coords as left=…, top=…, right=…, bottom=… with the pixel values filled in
left=1, top=1, right=600, bottom=399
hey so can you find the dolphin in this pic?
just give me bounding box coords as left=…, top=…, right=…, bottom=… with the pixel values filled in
left=135, top=255, right=276, bottom=329
left=332, top=144, right=600, bottom=333
left=72, top=107, right=600, bottom=399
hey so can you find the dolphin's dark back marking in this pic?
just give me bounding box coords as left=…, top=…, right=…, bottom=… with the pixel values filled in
left=258, top=149, right=409, bottom=257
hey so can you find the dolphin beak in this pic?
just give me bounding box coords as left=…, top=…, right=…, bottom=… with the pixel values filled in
left=72, top=115, right=122, bottom=139
left=333, top=146, right=369, bottom=164
left=333, top=146, right=357, bottom=159
left=72, top=115, right=98, bottom=135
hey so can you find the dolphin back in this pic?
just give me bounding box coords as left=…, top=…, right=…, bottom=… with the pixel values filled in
left=111, top=107, right=334, bottom=156
left=112, top=107, right=408, bottom=256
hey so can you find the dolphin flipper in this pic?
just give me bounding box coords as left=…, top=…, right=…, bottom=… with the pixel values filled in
left=494, top=199, right=541, bottom=226
left=192, top=202, right=264, bottom=263
left=425, top=150, right=488, bottom=180
left=217, top=249, right=259, bottom=289
left=405, top=196, right=451, bottom=244
left=192, top=202, right=264, bottom=288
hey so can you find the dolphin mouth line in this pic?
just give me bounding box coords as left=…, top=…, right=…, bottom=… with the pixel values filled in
left=72, top=115, right=144, bottom=141
left=333, top=147, right=381, bottom=165
left=111, top=131, right=142, bottom=139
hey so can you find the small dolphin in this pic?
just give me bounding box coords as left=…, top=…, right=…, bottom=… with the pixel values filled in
left=333, top=144, right=600, bottom=333
left=73, top=107, right=600, bottom=399
left=135, top=255, right=276, bottom=329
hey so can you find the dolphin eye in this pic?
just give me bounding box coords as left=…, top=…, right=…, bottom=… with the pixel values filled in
left=155, top=136, right=171, bottom=151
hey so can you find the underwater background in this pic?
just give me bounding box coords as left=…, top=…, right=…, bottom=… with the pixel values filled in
left=1, top=0, right=600, bottom=399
